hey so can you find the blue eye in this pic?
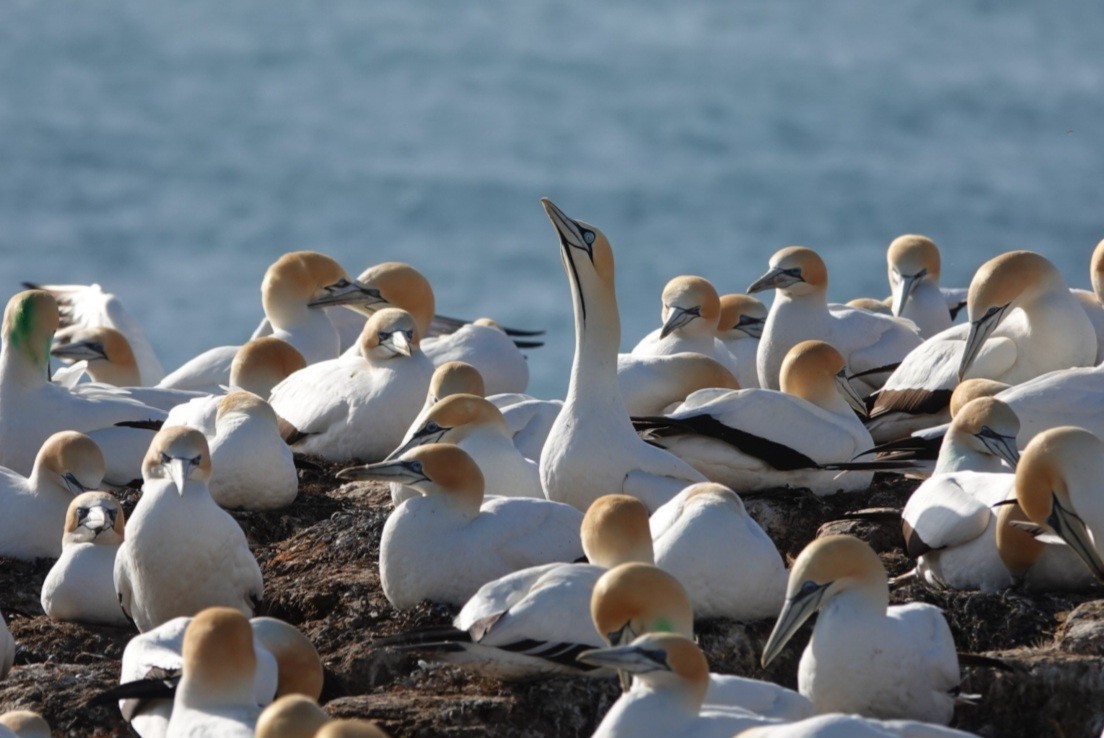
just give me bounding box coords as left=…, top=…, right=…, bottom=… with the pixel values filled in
left=582, top=230, right=596, bottom=245
left=410, top=460, right=424, bottom=474
left=425, top=421, right=440, bottom=433
left=800, top=580, right=819, bottom=595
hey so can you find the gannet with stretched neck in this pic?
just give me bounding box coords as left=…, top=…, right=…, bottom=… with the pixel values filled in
left=716, top=293, right=767, bottom=389
left=538, top=198, right=706, bottom=512
left=762, top=535, right=961, bottom=723
left=886, top=235, right=953, bottom=339
left=630, top=275, right=740, bottom=373
left=338, top=443, right=583, bottom=608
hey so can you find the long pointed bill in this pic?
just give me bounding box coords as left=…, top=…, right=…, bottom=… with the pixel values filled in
left=168, top=458, right=190, bottom=495
left=62, top=472, right=90, bottom=496
left=1048, top=497, right=1104, bottom=582
left=891, top=270, right=925, bottom=317
left=384, top=331, right=414, bottom=357
left=958, top=304, right=1008, bottom=381
left=836, top=370, right=869, bottom=418
left=977, top=428, right=1020, bottom=469
left=735, top=315, right=765, bottom=339
left=660, top=306, right=700, bottom=339
left=748, top=267, right=803, bottom=294
left=576, top=644, right=668, bottom=674
left=336, top=459, right=428, bottom=485
left=80, top=505, right=111, bottom=533
left=761, top=583, right=828, bottom=667
left=51, top=341, right=108, bottom=362
left=308, top=280, right=389, bottom=311
left=385, top=427, right=448, bottom=461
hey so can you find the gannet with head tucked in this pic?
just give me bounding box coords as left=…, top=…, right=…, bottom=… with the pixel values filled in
left=41, top=491, right=129, bottom=626
left=633, top=340, right=874, bottom=495
left=749, top=246, right=923, bottom=394
left=0, top=431, right=104, bottom=560
left=886, top=235, right=954, bottom=339
left=866, top=251, right=1096, bottom=443
left=338, top=443, right=584, bottom=608
left=650, top=483, right=786, bottom=620
left=630, top=275, right=740, bottom=373
left=716, top=293, right=767, bottom=389
left=255, top=695, right=329, bottom=738
left=0, top=711, right=51, bottom=738
left=617, top=352, right=741, bottom=416
left=538, top=198, right=706, bottom=513
left=0, top=290, right=166, bottom=479
left=269, top=308, right=434, bottom=463
left=114, top=427, right=264, bottom=632
left=994, top=496, right=1096, bottom=592
left=762, top=535, right=961, bottom=723
left=230, top=337, right=307, bottom=398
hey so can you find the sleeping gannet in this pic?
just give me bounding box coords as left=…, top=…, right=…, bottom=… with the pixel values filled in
left=716, top=293, right=767, bottom=389
left=748, top=246, right=923, bottom=394
left=762, top=535, right=961, bottom=724
left=204, top=392, right=297, bottom=510
left=846, top=297, right=894, bottom=315
left=0, top=431, right=104, bottom=560
left=633, top=340, right=874, bottom=495
left=269, top=308, right=434, bottom=463
left=650, top=483, right=786, bottom=620
left=0, top=290, right=166, bottom=479
left=886, top=235, right=954, bottom=339
left=538, top=198, right=706, bottom=512
left=229, top=337, right=307, bottom=398
left=630, top=275, right=740, bottom=374
left=255, top=695, right=329, bottom=738
left=41, top=491, right=129, bottom=626
left=0, top=711, right=51, bottom=738
left=617, top=352, right=740, bottom=416
left=0, top=610, right=12, bottom=680
left=338, top=443, right=584, bottom=608
left=114, top=427, right=264, bottom=632
left=866, top=251, right=1096, bottom=443
left=734, top=713, right=977, bottom=737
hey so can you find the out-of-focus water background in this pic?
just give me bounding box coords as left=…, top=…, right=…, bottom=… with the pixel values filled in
left=2, top=1, right=1102, bottom=398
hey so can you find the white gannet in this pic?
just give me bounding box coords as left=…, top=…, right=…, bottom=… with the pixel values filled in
left=337, top=443, right=584, bottom=608
left=163, top=608, right=261, bottom=738
left=994, top=496, right=1096, bottom=592
left=995, top=364, right=1104, bottom=450
left=630, top=275, right=740, bottom=373
left=1072, top=237, right=1104, bottom=365
left=618, top=352, right=740, bottom=416
left=255, top=695, right=329, bottom=738
left=886, top=235, right=953, bottom=339
left=716, top=293, right=767, bottom=389
left=538, top=198, right=706, bottom=513
left=866, top=251, right=1097, bottom=443
left=204, top=391, right=297, bottom=510
left=41, top=491, right=130, bottom=626
left=734, top=712, right=977, bottom=737
left=761, top=535, right=961, bottom=724
left=748, top=246, right=923, bottom=394
left=489, top=393, right=563, bottom=464
left=845, top=297, right=894, bottom=316
left=229, top=337, right=307, bottom=398
left=0, top=290, right=167, bottom=479
left=0, top=430, right=104, bottom=560
left=929, top=397, right=1020, bottom=476
left=0, top=610, right=12, bottom=680
left=24, top=281, right=165, bottom=385
left=633, top=340, right=874, bottom=495
left=650, top=483, right=787, bottom=620
left=0, top=711, right=51, bottom=738
left=1013, top=426, right=1104, bottom=582
left=269, top=307, right=434, bottom=463
left=577, top=633, right=776, bottom=737
left=388, top=393, right=543, bottom=503
left=114, top=427, right=264, bottom=632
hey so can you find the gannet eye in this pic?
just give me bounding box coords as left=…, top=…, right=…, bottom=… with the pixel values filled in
left=76, top=507, right=90, bottom=519
left=581, top=230, right=596, bottom=245
left=334, top=278, right=350, bottom=289
left=378, top=331, right=392, bottom=341
left=159, top=452, right=171, bottom=465
left=799, top=580, right=820, bottom=596
left=425, top=421, right=440, bottom=433
left=191, top=455, right=202, bottom=467
left=409, top=460, right=424, bottom=474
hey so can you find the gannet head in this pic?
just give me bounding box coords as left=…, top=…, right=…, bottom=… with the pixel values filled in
left=762, top=535, right=887, bottom=667
left=34, top=430, right=105, bottom=497
left=662, top=354, right=741, bottom=398
left=1092, top=238, right=1104, bottom=303
left=216, top=390, right=279, bottom=429
left=950, top=397, right=1020, bottom=468
left=231, top=337, right=307, bottom=397
left=357, top=308, right=420, bottom=360
left=577, top=632, right=709, bottom=707
left=718, top=293, right=767, bottom=339
left=388, top=394, right=505, bottom=459
left=62, top=491, right=125, bottom=546
left=845, top=297, right=894, bottom=316
left=1015, top=426, right=1104, bottom=581
left=2, top=290, right=59, bottom=377
left=959, top=251, right=1063, bottom=380
left=994, top=497, right=1046, bottom=578
left=780, top=340, right=866, bottom=417
left=887, top=235, right=941, bottom=317
left=0, top=711, right=51, bottom=738
left=948, top=378, right=1011, bottom=417
left=337, top=443, right=484, bottom=512
left=425, top=361, right=485, bottom=406
left=540, top=198, right=616, bottom=326
left=263, top=251, right=362, bottom=328
left=50, top=326, right=140, bottom=386
left=249, top=616, right=325, bottom=700
left=748, top=246, right=828, bottom=297
left=337, top=262, right=437, bottom=340
left=255, top=695, right=329, bottom=738
left=591, top=562, right=693, bottom=647
left=581, top=495, right=655, bottom=569
left=657, top=276, right=721, bottom=338
left=180, top=607, right=257, bottom=704
left=143, top=426, right=213, bottom=494
left=314, top=719, right=393, bottom=738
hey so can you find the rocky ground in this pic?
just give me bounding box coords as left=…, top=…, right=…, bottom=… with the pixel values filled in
left=2, top=461, right=1103, bottom=738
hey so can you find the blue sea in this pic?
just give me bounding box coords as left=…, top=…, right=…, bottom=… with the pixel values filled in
left=2, top=1, right=1102, bottom=398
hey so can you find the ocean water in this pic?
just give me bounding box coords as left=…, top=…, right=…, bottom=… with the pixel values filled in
left=1, top=1, right=1102, bottom=398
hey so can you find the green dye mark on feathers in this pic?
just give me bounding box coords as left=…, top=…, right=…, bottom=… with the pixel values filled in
left=653, top=616, right=675, bottom=633
left=7, top=298, right=50, bottom=368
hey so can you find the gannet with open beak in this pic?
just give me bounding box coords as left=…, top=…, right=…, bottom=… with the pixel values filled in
left=0, top=431, right=104, bottom=560
left=994, top=496, right=1096, bottom=592
left=630, top=275, right=740, bottom=373
left=749, top=246, right=923, bottom=394
left=538, top=198, right=706, bottom=512
left=716, top=293, right=767, bottom=389
left=338, top=443, right=583, bottom=608
left=886, top=235, right=954, bottom=339
left=269, top=308, right=434, bottom=463
left=866, top=251, right=1096, bottom=443
left=618, top=352, right=741, bottom=416
left=761, top=535, right=960, bottom=723
left=255, top=695, right=329, bottom=738
left=650, top=483, right=786, bottom=620
left=633, top=340, right=874, bottom=495
left=114, top=427, right=264, bottom=632
left=41, top=491, right=129, bottom=626
left=0, top=611, right=12, bottom=680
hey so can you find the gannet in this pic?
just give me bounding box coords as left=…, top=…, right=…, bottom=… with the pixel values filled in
left=762, top=535, right=961, bottom=723
left=315, top=719, right=393, bottom=738
left=0, top=610, right=12, bottom=680
left=538, top=198, right=706, bottom=512
left=994, top=497, right=1096, bottom=591
left=203, top=392, right=297, bottom=510
left=489, top=393, right=563, bottom=464
left=41, top=491, right=129, bottom=626
left=650, top=483, right=786, bottom=620
left=337, top=443, right=584, bottom=608
left=734, top=713, right=977, bottom=737
left=255, top=695, right=329, bottom=738
left=633, top=340, right=874, bottom=495
left=630, top=275, right=740, bottom=374
left=577, top=633, right=776, bottom=737
left=114, top=427, right=264, bottom=632
left=0, top=711, right=51, bottom=738
left=229, top=337, right=307, bottom=398
left=1072, top=237, right=1104, bottom=365
left=748, top=246, right=923, bottom=394
left=269, top=307, right=434, bottom=463
left=618, top=352, right=740, bottom=416
left=866, top=251, right=1096, bottom=443
left=371, top=494, right=653, bottom=678
left=388, top=393, right=543, bottom=503
left=886, top=235, right=953, bottom=339
left=23, top=281, right=165, bottom=385
left=928, top=397, right=1020, bottom=476
left=0, top=290, right=166, bottom=479
left=0, top=431, right=104, bottom=560
left=1014, top=426, right=1104, bottom=582
left=716, top=293, right=767, bottom=389
left=994, top=364, right=1104, bottom=449
left=845, top=297, right=894, bottom=316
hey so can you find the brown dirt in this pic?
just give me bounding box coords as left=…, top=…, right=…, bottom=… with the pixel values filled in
left=2, top=465, right=1103, bottom=737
